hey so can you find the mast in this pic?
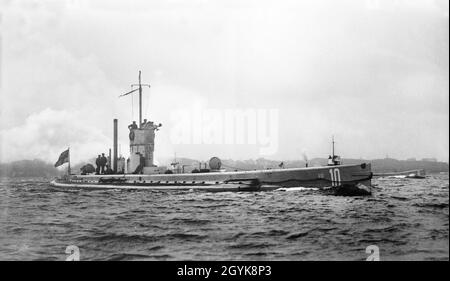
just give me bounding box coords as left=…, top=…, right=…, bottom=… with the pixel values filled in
left=138, top=71, right=142, bottom=127
left=332, top=135, right=335, bottom=158
left=113, top=119, right=118, bottom=173
left=119, top=71, right=150, bottom=126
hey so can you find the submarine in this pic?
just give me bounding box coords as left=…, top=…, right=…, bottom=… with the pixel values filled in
left=50, top=72, right=373, bottom=194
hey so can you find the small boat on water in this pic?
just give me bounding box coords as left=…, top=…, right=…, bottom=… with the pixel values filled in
left=373, top=169, right=426, bottom=179
left=50, top=72, right=373, bottom=194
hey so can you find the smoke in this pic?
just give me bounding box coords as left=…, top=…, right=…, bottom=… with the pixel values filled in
left=302, top=150, right=308, bottom=162
left=0, top=108, right=112, bottom=165
left=301, top=148, right=309, bottom=166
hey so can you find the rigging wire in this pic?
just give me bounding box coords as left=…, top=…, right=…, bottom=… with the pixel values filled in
left=131, top=87, right=134, bottom=121
left=221, top=163, right=248, bottom=171
left=146, top=88, right=151, bottom=118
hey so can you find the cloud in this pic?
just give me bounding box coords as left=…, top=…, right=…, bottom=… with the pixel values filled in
left=0, top=0, right=448, bottom=162
left=0, top=108, right=113, bottom=164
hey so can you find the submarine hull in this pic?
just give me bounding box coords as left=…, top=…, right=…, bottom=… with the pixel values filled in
left=51, top=163, right=372, bottom=193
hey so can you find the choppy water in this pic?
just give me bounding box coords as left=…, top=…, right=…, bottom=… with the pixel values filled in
left=0, top=174, right=448, bottom=261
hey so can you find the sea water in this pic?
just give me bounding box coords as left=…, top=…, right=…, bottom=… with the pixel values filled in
left=0, top=174, right=448, bottom=260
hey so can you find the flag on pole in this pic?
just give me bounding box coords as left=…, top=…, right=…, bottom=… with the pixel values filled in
left=54, top=149, right=70, bottom=167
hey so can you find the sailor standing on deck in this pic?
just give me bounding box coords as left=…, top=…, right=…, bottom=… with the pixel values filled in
left=95, top=155, right=101, bottom=174
left=100, top=153, right=107, bottom=174
left=104, top=165, right=114, bottom=175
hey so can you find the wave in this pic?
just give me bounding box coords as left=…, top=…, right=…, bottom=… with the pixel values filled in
left=413, top=202, right=449, bottom=209
left=84, top=232, right=208, bottom=245
left=0, top=175, right=448, bottom=260
left=286, top=231, right=310, bottom=239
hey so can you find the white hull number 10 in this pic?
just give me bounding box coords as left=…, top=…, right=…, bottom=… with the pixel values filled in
left=329, top=168, right=341, bottom=187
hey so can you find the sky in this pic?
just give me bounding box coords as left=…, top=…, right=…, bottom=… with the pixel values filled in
left=0, top=0, right=448, bottom=165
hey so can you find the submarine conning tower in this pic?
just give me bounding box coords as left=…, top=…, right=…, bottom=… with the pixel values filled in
left=127, top=120, right=162, bottom=172
left=120, top=71, right=166, bottom=174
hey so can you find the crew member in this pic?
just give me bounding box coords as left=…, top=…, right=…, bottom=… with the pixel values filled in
left=95, top=155, right=101, bottom=174
left=128, top=121, right=138, bottom=130
left=141, top=119, right=148, bottom=128
left=327, top=155, right=333, bottom=166
left=104, top=164, right=114, bottom=175
left=100, top=153, right=107, bottom=174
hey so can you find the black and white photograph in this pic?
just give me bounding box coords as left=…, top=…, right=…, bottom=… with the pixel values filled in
left=0, top=0, right=448, bottom=265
